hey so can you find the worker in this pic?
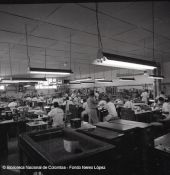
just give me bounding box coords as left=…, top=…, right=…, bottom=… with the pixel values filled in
left=81, top=99, right=89, bottom=121
left=87, top=91, right=99, bottom=124
left=162, top=96, right=170, bottom=119
left=123, top=96, right=134, bottom=110
left=141, top=89, right=149, bottom=104
left=104, top=97, right=118, bottom=122
left=48, top=102, right=64, bottom=127
left=8, top=99, right=18, bottom=111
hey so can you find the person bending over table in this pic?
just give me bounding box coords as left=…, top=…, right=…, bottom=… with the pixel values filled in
left=48, top=102, right=64, bottom=127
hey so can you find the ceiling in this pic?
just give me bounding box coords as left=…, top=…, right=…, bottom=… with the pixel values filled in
left=0, top=1, right=169, bottom=79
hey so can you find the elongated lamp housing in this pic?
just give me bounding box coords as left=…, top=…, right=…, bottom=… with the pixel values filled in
left=93, top=52, right=157, bottom=70
left=29, top=67, right=73, bottom=75
left=148, top=75, right=164, bottom=79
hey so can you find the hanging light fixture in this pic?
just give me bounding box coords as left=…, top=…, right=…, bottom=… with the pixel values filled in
left=148, top=1, right=164, bottom=79
left=97, top=80, right=113, bottom=83
left=119, top=77, right=135, bottom=81
left=2, top=77, right=47, bottom=83
left=70, top=77, right=92, bottom=83
left=93, top=3, right=157, bottom=71
left=71, top=63, right=92, bottom=83
left=93, top=52, right=157, bottom=70
left=25, top=27, right=73, bottom=76
left=95, top=78, right=105, bottom=81
left=81, top=81, right=95, bottom=84
left=148, top=75, right=164, bottom=80
left=69, top=82, right=81, bottom=85
left=29, top=67, right=73, bottom=75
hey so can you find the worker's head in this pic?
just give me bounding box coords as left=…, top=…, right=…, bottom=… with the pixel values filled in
left=158, top=97, right=165, bottom=105
left=106, top=97, right=111, bottom=103
left=160, top=91, right=165, bottom=95
left=54, top=102, right=59, bottom=108
left=124, top=96, right=130, bottom=102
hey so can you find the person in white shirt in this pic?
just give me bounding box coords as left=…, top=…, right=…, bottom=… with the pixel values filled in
left=98, top=99, right=107, bottom=110
left=124, top=96, right=134, bottom=109
left=162, top=97, right=170, bottom=119
left=52, top=96, right=58, bottom=104
left=81, top=99, right=89, bottom=120
left=141, top=90, right=149, bottom=104
left=8, top=99, right=18, bottom=111
left=48, top=102, right=64, bottom=127
left=104, top=97, right=118, bottom=121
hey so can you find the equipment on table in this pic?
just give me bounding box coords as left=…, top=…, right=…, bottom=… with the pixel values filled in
left=70, top=118, right=81, bottom=128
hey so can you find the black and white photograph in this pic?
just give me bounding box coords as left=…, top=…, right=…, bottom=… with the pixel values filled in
left=0, top=0, right=170, bottom=175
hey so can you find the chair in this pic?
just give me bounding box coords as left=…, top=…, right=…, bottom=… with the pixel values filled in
left=69, top=104, right=78, bottom=119
left=120, top=108, right=135, bottom=121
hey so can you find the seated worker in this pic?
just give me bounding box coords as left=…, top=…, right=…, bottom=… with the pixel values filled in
left=123, top=96, right=134, bottom=110
left=48, top=102, right=64, bottom=127
left=103, top=97, right=118, bottom=122
left=8, top=99, right=18, bottom=111
left=162, top=96, right=170, bottom=119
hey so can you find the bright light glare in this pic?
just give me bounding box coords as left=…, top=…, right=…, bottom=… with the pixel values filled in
left=93, top=58, right=156, bottom=70
left=95, top=78, right=105, bottom=81
left=148, top=76, right=164, bottom=80
left=35, top=84, right=57, bottom=89
left=0, top=85, right=5, bottom=90
left=30, top=71, right=71, bottom=75
left=2, top=80, right=46, bottom=83
left=70, top=77, right=92, bottom=83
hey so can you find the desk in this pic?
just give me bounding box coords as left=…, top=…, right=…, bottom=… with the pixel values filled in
left=0, top=119, right=14, bottom=154
left=19, top=128, right=115, bottom=175
left=151, top=133, right=170, bottom=175
left=26, top=121, right=48, bottom=132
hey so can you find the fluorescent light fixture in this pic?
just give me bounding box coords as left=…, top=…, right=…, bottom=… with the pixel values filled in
left=81, top=81, right=95, bottom=84
left=35, top=84, right=57, bottom=89
left=0, top=85, right=5, bottom=90
left=93, top=52, right=157, bottom=70
left=69, top=82, right=81, bottom=85
left=97, top=80, right=113, bottom=83
left=24, top=85, right=31, bottom=87
left=119, top=77, right=135, bottom=81
left=2, top=77, right=47, bottom=83
left=70, top=77, right=92, bottom=83
left=29, top=67, right=73, bottom=75
left=148, top=75, right=164, bottom=79
left=95, top=78, right=105, bottom=81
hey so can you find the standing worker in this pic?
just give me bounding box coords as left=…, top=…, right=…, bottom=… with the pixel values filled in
left=87, top=91, right=99, bottom=124
left=141, top=89, right=149, bottom=104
